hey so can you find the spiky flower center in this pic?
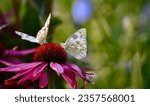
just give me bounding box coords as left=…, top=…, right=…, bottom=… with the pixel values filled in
left=34, top=43, right=67, bottom=63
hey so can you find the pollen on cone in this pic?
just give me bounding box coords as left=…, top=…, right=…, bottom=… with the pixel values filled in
left=34, top=43, right=67, bottom=63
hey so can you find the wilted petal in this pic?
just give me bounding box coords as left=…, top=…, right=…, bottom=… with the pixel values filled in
left=50, top=62, right=64, bottom=75
left=83, top=72, right=95, bottom=84
left=39, top=71, right=48, bottom=88
left=4, top=48, right=35, bottom=56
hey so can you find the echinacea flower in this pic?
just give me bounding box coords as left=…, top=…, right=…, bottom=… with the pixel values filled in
left=0, top=42, right=35, bottom=66
left=0, top=13, right=94, bottom=89
left=0, top=43, right=93, bottom=88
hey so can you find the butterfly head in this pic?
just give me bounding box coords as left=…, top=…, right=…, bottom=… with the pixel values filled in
left=60, top=43, right=66, bottom=49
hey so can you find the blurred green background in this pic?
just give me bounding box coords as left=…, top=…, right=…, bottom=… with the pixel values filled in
left=0, top=0, right=150, bottom=89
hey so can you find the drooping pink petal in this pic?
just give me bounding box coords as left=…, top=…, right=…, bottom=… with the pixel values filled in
left=65, top=63, right=83, bottom=78
left=30, top=73, right=41, bottom=82
left=0, top=62, right=43, bottom=72
left=4, top=48, right=35, bottom=56
left=0, top=59, right=16, bottom=66
left=17, top=69, right=35, bottom=84
left=62, top=74, right=77, bottom=89
left=61, top=66, right=77, bottom=88
left=82, top=72, right=95, bottom=84
left=4, top=62, right=47, bottom=87
left=81, top=80, right=87, bottom=89
left=17, top=62, right=47, bottom=84
left=6, top=69, right=31, bottom=81
left=33, top=62, right=47, bottom=77
left=39, top=71, right=48, bottom=88
left=50, top=62, right=64, bottom=75
left=61, top=64, right=94, bottom=88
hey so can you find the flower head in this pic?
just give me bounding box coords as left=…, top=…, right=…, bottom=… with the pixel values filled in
left=0, top=13, right=94, bottom=89
left=0, top=43, right=93, bottom=88
left=34, top=43, right=67, bottom=63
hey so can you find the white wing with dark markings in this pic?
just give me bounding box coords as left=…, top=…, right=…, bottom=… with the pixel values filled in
left=61, top=28, right=87, bottom=60
left=15, top=31, right=38, bottom=43
left=15, top=13, right=51, bottom=45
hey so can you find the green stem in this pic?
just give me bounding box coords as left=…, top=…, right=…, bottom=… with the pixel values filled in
left=47, top=68, right=55, bottom=89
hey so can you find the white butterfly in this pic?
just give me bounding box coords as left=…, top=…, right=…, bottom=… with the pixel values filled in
left=15, top=13, right=51, bottom=45
left=61, top=28, right=87, bottom=60
left=15, top=13, right=87, bottom=60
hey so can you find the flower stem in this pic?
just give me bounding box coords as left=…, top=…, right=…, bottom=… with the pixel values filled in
left=47, top=68, right=55, bottom=89
left=45, top=0, right=54, bottom=89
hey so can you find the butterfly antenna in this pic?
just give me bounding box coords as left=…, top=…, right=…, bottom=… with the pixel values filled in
left=47, top=35, right=55, bottom=40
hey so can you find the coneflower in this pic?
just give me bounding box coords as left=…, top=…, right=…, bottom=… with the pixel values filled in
left=0, top=13, right=94, bottom=89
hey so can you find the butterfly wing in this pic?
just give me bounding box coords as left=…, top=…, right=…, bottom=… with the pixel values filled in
left=15, top=31, right=38, bottom=43
left=61, top=28, right=87, bottom=60
left=36, top=13, right=51, bottom=44
left=0, top=24, right=9, bottom=30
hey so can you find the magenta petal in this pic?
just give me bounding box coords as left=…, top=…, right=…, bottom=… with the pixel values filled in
left=66, top=63, right=83, bottom=77
left=83, top=72, right=94, bottom=83
left=17, top=64, right=43, bottom=84
left=33, top=62, right=47, bottom=77
left=6, top=69, right=31, bottom=81
left=81, top=81, right=87, bottom=89
left=50, top=62, right=64, bottom=75
left=39, top=71, right=48, bottom=88
left=62, top=72, right=77, bottom=89
left=0, top=62, right=43, bottom=72
left=61, top=66, right=77, bottom=89
left=30, top=73, right=41, bottom=82
left=18, top=70, right=34, bottom=84
left=0, top=59, right=16, bottom=66
left=4, top=48, right=35, bottom=56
